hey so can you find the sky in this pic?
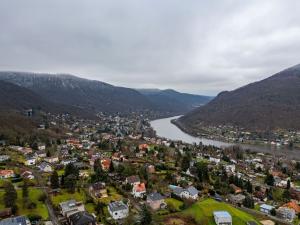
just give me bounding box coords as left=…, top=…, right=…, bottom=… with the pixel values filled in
left=0, top=0, right=300, bottom=95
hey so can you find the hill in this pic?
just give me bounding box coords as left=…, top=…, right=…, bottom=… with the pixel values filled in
left=137, top=89, right=212, bottom=114
left=179, top=64, right=300, bottom=131
left=0, top=72, right=154, bottom=115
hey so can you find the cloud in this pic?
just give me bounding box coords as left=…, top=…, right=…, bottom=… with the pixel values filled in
left=0, top=0, right=299, bottom=95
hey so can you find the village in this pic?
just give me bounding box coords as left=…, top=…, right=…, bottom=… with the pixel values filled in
left=0, top=113, right=300, bottom=225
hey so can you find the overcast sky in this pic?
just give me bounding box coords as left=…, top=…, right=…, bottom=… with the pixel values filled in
left=0, top=0, right=300, bottom=95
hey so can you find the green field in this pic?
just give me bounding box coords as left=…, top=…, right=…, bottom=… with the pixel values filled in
left=0, top=188, right=49, bottom=219
left=51, top=189, right=86, bottom=207
left=165, top=198, right=184, bottom=212
left=182, top=198, right=259, bottom=225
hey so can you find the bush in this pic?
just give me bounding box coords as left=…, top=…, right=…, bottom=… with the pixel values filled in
left=26, top=201, right=37, bottom=209
left=27, top=214, right=42, bottom=222
left=38, top=193, right=47, bottom=202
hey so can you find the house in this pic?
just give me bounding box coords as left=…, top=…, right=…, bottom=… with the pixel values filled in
left=21, top=171, right=35, bottom=180
left=44, top=157, right=59, bottom=164
left=101, top=159, right=111, bottom=171
left=147, top=165, right=155, bottom=174
left=38, top=162, right=53, bottom=172
left=125, top=175, right=140, bottom=186
left=36, top=150, right=47, bottom=158
left=169, top=185, right=199, bottom=200
left=139, top=144, right=149, bottom=151
left=230, top=184, right=242, bottom=194
left=146, top=192, right=166, bottom=210
left=276, top=207, right=295, bottom=222
left=37, top=143, right=46, bottom=151
left=0, top=155, right=10, bottom=162
left=228, top=194, right=246, bottom=205
left=132, top=183, right=146, bottom=198
left=225, top=165, right=236, bottom=173
left=282, top=200, right=300, bottom=214
left=0, top=216, right=31, bottom=225
left=0, top=170, right=15, bottom=179
left=213, top=211, right=232, bottom=225
left=68, top=211, right=96, bottom=225
left=59, top=200, right=85, bottom=218
left=108, top=201, right=129, bottom=220
left=24, top=156, right=37, bottom=166
left=89, top=182, right=108, bottom=199
left=260, top=204, right=274, bottom=214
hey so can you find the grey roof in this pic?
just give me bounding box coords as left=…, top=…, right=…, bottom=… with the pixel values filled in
left=147, top=192, right=164, bottom=201
left=126, top=175, right=140, bottom=184
left=59, top=199, right=77, bottom=211
left=0, top=216, right=29, bottom=225
left=172, top=186, right=184, bottom=195
left=108, top=201, right=128, bottom=212
left=187, top=186, right=199, bottom=196
left=69, top=211, right=96, bottom=225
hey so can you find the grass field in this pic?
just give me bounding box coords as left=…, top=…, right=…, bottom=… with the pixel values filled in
left=51, top=189, right=86, bottom=207
left=182, top=198, right=259, bottom=225
left=0, top=187, right=49, bottom=219
left=165, top=198, right=184, bottom=212
left=98, top=186, right=122, bottom=204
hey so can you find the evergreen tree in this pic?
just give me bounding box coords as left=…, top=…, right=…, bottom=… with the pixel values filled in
left=287, top=179, right=291, bottom=189
left=140, top=205, right=152, bottom=225
left=65, top=175, right=77, bottom=193
left=265, top=172, right=275, bottom=186
left=50, top=171, right=60, bottom=189
left=22, top=179, right=29, bottom=199
left=3, top=182, right=17, bottom=208
left=181, top=154, right=191, bottom=172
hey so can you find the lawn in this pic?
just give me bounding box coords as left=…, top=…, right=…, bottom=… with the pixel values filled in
left=182, top=198, right=259, bottom=225
left=51, top=189, right=86, bottom=207
left=165, top=198, right=184, bottom=212
left=0, top=188, right=49, bottom=219
left=98, top=186, right=122, bottom=205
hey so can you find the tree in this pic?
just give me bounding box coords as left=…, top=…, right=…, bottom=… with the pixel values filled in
left=3, top=182, right=17, bottom=208
left=64, top=163, right=79, bottom=178
left=265, top=173, right=275, bottom=186
left=140, top=205, right=152, bottom=225
left=245, top=180, right=253, bottom=193
left=22, top=179, right=29, bottom=199
left=243, top=195, right=254, bottom=209
left=287, top=179, right=291, bottom=190
left=65, top=175, right=77, bottom=193
left=109, top=160, right=114, bottom=173
left=181, top=154, right=191, bottom=172
left=50, top=171, right=60, bottom=189
left=282, top=189, right=291, bottom=202
left=195, top=161, right=209, bottom=182
left=270, top=208, right=276, bottom=216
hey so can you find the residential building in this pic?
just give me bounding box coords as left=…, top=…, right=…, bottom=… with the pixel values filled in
left=38, top=162, right=53, bottom=172
left=260, top=204, right=274, bottom=214
left=68, top=211, right=96, bottom=225
left=276, top=207, right=295, bottom=222
left=59, top=200, right=85, bottom=218
left=132, top=183, right=146, bottom=198
left=213, top=211, right=232, bottom=225
left=0, top=170, right=15, bottom=179
left=89, top=182, right=108, bottom=199
left=0, top=216, right=31, bottom=225
left=125, top=175, right=140, bottom=186
left=146, top=192, right=166, bottom=210
left=108, top=201, right=129, bottom=220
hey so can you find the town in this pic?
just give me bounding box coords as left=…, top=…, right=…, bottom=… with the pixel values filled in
left=0, top=112, right=300, bottom=225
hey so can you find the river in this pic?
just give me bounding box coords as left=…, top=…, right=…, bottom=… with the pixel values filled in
left=150, top=116, right=300, bottom=159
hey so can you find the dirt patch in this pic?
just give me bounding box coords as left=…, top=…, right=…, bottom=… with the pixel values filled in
left=164, top=215, right=197, bottom=225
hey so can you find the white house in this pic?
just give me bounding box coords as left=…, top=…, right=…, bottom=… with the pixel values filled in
left=38, top=162, right=53, bottom=172
left=169, top=185, right=199, bottom=200
left=213, top=211, right=232, bottom=225
left=25, top=156, right=37, bottom=166
left=260, top=204, right=274, bottom=214
left=132, top=183, right=146, bottom=198
left=108, top=201, right=129, bottom=220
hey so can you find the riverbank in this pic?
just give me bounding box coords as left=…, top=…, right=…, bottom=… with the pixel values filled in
left=151, top=116, right=300, bottom=160
left=171, top=116, right=300, bottom=149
